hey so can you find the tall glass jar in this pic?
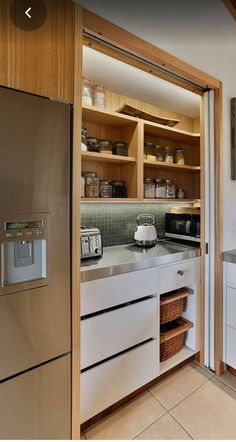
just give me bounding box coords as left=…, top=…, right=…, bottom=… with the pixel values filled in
left=166, top=180, right=176, bottom=199
left=144, top=178, right=155, bottom=198
left=84, top=172, right=99, bottom=198
left=93, top=84, right=106, bottom=109
left=155, top=179, right=166, bottom=199
left=164, top=146, right=174, bottom=164
left=174, top=148, right=185, bottom=165
left=82, top=76, right=92, bottom=107
left=144, top=142, right=156, bottom=161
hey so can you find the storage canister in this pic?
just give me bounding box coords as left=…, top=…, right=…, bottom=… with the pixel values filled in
left=93, top=84, right=106, bottom=109
left=112, top=141, right=128, bottom=157
left=155, top=179, right=166, bottom=199
left=176, top=188, right=185, bottom=199
left=98, top=139, right=113, bottom=154
left=81, top=174, right=85, bottom=198
left=156, top=146, right=164, bottom=162
left=82, top=76, right=92, bottom=107
left=166, top=180, right=176, bottom=199
left=144, top=178, right=155, bottom=199
left=144, top=142, right=156, bottom=161
left=86, top=137, right=100, bottom=153
left=112, top=181, right=127, bottom=198
left=99, top=180, right=112, bottom=198
left=84, top=172, right=99, bottom=198
left=164, top=146, right=174, bottom=164
left=174, top=148, right=185, bottom=165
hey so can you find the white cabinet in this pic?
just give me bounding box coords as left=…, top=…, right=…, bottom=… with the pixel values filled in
left=158, top=259, right=196, bottom=295
left=81, top=340, right=158, bottom=423
left=81, top=267, right=157, bottom=316
left=81, top=297, right=158, bottom=370
left=80, top=256, right=199, bottom=423
left=224, top=262, right=236, bottom=369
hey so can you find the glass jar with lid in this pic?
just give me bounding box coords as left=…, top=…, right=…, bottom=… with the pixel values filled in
left=155, top=179, right=166, bottom=199
left=174, top=148, right=185, bottom=165
left=176, top=188, right=185, bottom=199
left=98, top=139, right=113, bottom=154
left=166, top=180, right=176, bottom=199
left=164, top=146, right=174, bottom=164
left=82, top=76, right=93, bottom=107
left=99, top=180, right=112, bottom=198
left=155, top=146, right=164, bottom=162
left=144, top=178, right=155, bottom=199
left=81, top=127, right=87, bottom=152
left=86, top=137, right=100, bottom=153
left=112, top=181, right=127, bottom=198
left=84, top=172, right=99, bottom=198
left=112, top=141, right=128, bottom=157
left=144, top=142, right=156, bottom=161
left=93, top=84, right=106, bottom=110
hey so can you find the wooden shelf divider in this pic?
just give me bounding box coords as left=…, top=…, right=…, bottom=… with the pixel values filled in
left=144, top=159, right=200, bottom=172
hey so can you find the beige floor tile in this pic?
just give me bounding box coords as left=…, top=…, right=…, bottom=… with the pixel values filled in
left=218, top=370, right=236, bottom=391
left=171, top=377, right=236, bottom=439
left=150, top=362, right=212, bottom=410
left=135, top=412, right=191, bottom=440
left=84, top=391, right=165, bottom=440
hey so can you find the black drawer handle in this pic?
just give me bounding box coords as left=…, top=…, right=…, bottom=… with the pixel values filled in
left=178, top=270, right=184, bottom=276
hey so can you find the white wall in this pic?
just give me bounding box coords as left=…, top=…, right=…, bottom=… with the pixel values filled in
left=76, top=0, right=236, bottom=251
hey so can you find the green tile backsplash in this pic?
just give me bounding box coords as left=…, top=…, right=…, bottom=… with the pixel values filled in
left=81, top=203, right=179, bottom=247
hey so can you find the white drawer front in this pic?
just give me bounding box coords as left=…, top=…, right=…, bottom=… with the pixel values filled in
left=81, top=268, right=157, bottom=316
left=159, top=259, right=195, bottom=295
left=226, top=326, right=236, bottom=369
left=81, top=297, right=158, bottom=370
left=227, top=262, right=236, bottom=289
left=81, top=340, right=158, bottom=423
left=226, top=287, right=236, bottom=329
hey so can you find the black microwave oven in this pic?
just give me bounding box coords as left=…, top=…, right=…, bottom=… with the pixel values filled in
left=165, top=213, right=200, bottom=244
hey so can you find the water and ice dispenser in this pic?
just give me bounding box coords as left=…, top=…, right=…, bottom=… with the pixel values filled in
left=0, top=214, right=49, bottom=295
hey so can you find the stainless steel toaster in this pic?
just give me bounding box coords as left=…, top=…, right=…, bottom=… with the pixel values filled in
left=80, top=226, right=103, bottom=259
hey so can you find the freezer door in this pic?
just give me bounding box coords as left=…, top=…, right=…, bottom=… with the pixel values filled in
left=0, top=355, right=71, bottom=440
left=0, top=284, right=70, bottom=380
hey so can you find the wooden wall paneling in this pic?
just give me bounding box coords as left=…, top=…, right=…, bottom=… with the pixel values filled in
left=214, top=84, right=223, bottom=376
left=72, top=4, right=83, bottom=439
left=82, top=9, right=220, bottom=90
left=0, top=0, right=75, bottom=102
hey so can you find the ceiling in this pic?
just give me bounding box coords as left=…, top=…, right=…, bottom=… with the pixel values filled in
left=83, top=46, right=200, bottom=119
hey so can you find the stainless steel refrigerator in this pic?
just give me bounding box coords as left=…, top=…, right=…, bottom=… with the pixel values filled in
left=0, top=86, right=71, bottom=439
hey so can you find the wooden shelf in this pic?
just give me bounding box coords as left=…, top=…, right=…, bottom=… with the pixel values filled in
left=81, top=198, right=138, bottom=203
left=144, top=121, right=200, bottom=146
left=82, top=105, right=138, bottom=127
left=160, top=346, right=196, bottom=375
left=81, top=198, right=199, bottom=203
left=143, top=198, right=199, bottom=203
left=144, top=159, right=200, bottom=172
left=81, top=151, right=136, bottom=164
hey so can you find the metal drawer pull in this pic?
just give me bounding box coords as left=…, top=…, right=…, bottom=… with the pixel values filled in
left=178, top=270, right=184, bottom=276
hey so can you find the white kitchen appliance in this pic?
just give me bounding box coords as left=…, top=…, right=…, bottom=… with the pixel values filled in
left=134, top=214, right=157, bottom=247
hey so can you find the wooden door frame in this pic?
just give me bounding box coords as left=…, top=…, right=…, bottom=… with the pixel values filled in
left=73, top=5, right=223, bottom=436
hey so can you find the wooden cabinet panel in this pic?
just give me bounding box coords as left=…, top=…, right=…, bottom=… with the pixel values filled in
left=0, top=0, right=75, bottom=102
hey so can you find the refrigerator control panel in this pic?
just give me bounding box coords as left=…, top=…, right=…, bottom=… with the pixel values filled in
left=0, top=213, right=48, bottom=242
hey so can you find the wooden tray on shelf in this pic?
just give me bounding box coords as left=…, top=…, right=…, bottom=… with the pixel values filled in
left=117, top=103, right=180, bottom=127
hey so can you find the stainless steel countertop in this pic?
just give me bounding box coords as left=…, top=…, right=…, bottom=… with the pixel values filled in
left=223, top=249, right=236, bottom=264
left=81, top=241, right=200, bottom=282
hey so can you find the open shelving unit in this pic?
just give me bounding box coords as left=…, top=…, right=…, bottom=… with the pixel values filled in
left=81, top=105, right=201, bottom=203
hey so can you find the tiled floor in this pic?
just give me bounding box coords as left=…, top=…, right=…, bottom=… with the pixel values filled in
left=82, top=362, right=236, bottom=440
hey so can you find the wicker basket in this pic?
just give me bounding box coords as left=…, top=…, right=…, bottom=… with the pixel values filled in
left=160, top=288, right=193, bottom=325
left=160, top=318, right=193, bottom=362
